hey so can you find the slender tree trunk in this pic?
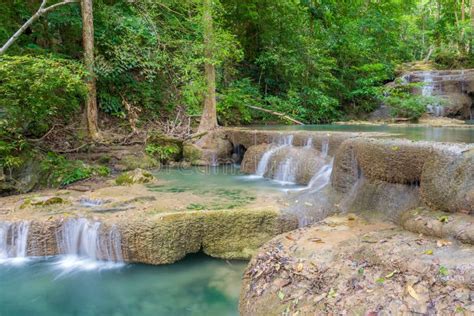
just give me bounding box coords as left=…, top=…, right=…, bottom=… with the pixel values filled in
left=81, top=0, right=100, bottom=140
left=471, top=0, right=474, bottom=52
left=0, top=0, right=78, bottom=55
left=197, top=0, right=218, bottom=133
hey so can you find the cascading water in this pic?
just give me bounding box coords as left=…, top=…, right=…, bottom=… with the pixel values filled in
left=56, top=218, right=123, bottom=262
left=0, top=221, right=30, bottom=264
left=422, top=72, right=444, bottom=117
left=54, top=218, right=124, bottom=273
left=321, top=138, right=329, bottom=157
left=307, top=160, right=333, bottom=192
left=274, top=157, right=296, bottom=184
left=255, top=135, right=293, bottom=177
left=304, top=137, right=313, bottom=148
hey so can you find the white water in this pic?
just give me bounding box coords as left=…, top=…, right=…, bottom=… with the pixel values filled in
left=274, top=157, right=296, bottom=184
left=304, top=137, right=313, bottom=148
left=422, top=72, right=444, bottom=117
left=54, top=218, right=124, bottom=274
left=57, top=218, right=123, bottom=262
left=0, top=221, right=30, bottom=265
left=321, top=138, right=329, bottom=157
left=307, top=159, right=333, bottom=192
left=255, top=135, right=293, bottom=177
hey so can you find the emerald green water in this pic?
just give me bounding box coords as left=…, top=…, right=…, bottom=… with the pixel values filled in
left=0, top=254, right=246, bottom=316
left=251, top=124, right=474, bottom=143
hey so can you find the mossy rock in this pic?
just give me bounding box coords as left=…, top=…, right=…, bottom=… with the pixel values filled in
left=117, top=154, right=159, bottom=171
left=116, top=168, right=156, bottom=186
left=30, top=196, right=65, bottom=206
left=183, top=143, right=203, bottom=164
left=146, top=132, right=183, bottom=162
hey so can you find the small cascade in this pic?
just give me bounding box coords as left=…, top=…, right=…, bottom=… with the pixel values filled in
left=56, top=218, right=123, bottom=263
left=421, top=72, right=434, bottom=97
left=210, top=153, right=219, bottom=167
left=304, top=137, right=313, bottom=148
left=422, top=72, right=444, bottom=117
left=274, top=157, right=296, bottom=184
left=255, top=135, right=293, bottom=177
left=321, top=138, right=329, bottom=157
left=0, top=221, right=30, bottom=264
left=307, top=160, right=333, bottom=192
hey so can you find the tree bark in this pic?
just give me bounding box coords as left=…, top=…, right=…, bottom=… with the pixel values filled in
left=0, top=0, right=78, bottom=55
left=197, top=0, right=218, bottom=133
left=81, top=0, right=100, bottom=140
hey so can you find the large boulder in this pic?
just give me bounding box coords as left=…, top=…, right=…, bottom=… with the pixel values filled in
left=421, top=148, right=474, bottom=213
left=331, top=137, right=473, bottom=214
left=241, top=144, right=330, bottom=185
left=240, top=144, right=272, bottom=174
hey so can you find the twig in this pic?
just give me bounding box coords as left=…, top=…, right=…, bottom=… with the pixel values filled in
left=245, top=105, right=305, bottom=125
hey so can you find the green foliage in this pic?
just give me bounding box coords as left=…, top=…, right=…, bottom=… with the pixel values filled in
left=145, top=144, right=180, bottom=163
left=40, top=153, right=110, bottom=187
left=0, top=55, right=86, bottom=137
left=383, top=83, right=442, bottom=120
left=217, top=79, right=258, bottom=125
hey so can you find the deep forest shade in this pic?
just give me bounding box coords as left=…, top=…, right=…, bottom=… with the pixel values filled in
left=0, top=0, right=473, bottom=126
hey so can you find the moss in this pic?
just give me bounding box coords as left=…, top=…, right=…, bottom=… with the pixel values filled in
left=183, top=144, right=203, bottom=163
left=146, top=131, right=183, bottom=162
left=120, top=154, right=159, bottom=171
left=31, top=196, right=65, bottom=206
left=115, top=169, right=155, bottom=186
left=119, top=208, right=298, bottom=264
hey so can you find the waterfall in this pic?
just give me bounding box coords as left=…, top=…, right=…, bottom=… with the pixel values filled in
left=255, top=135, right=293, bottom=177
left=307, top=160, right=333, bottom=192
left=56, top=218, right=123, bottom=262
left=422, top=72, right=444, bottom=117
left=422, top=72, right=434, bottom=97
left=321, top=138, right=329, bottom=157
left=274, top=157, right=296, bottom=184
left=0, top=221, right=30, bottom=264
left=304, top=137, right=313, bottom=148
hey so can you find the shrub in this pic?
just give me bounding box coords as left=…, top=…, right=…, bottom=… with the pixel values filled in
left=145, top=144, right=180, bottom=163
left=0, top=55, right=87, bottom=169
left=0, top=55, right=87, bottom=137
left=40, top=153, right=110, bottom=187
left=383, top=83, right=442, bottom=121
left=217, top=79, right=259, bottom=125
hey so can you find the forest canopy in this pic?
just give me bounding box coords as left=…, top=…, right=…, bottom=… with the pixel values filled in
left=0, top=0, right=473, bottom=128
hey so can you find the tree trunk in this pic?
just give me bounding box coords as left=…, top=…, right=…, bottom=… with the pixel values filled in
left=81, top=0, right=100, bottom=140
left=0, top=0, right=78, bottom=55
left=197, top=0, right=218, bottom=133
left=471, top=0, right=474, bottom=52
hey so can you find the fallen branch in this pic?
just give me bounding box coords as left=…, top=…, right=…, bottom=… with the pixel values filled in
left=245, top=105, right=305, bottom=125
left=0, top=0, right=79, bottom=55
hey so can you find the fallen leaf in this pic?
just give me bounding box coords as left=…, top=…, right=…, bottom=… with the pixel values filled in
left=278, top=290, right=285, bottom=300
left=436, top=239, right=452, bottom=247
left=296, top=263, right=304, bottom=272
left=407, top=285, right=420, bottom=301
left=423, top=249, right=434, bottom=255
left=439, top=266, right=449, bottom=277
left=438, top=215, right=449, bottom=223
left=286, top=235, right=296, bottom=241
left=385, top=270, right=397, bottom=279
left=376, top=277, right=385, bottom=284
left=309, top=237, right=324, bottom=243
left=328, top=288, right=336, bottom=298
